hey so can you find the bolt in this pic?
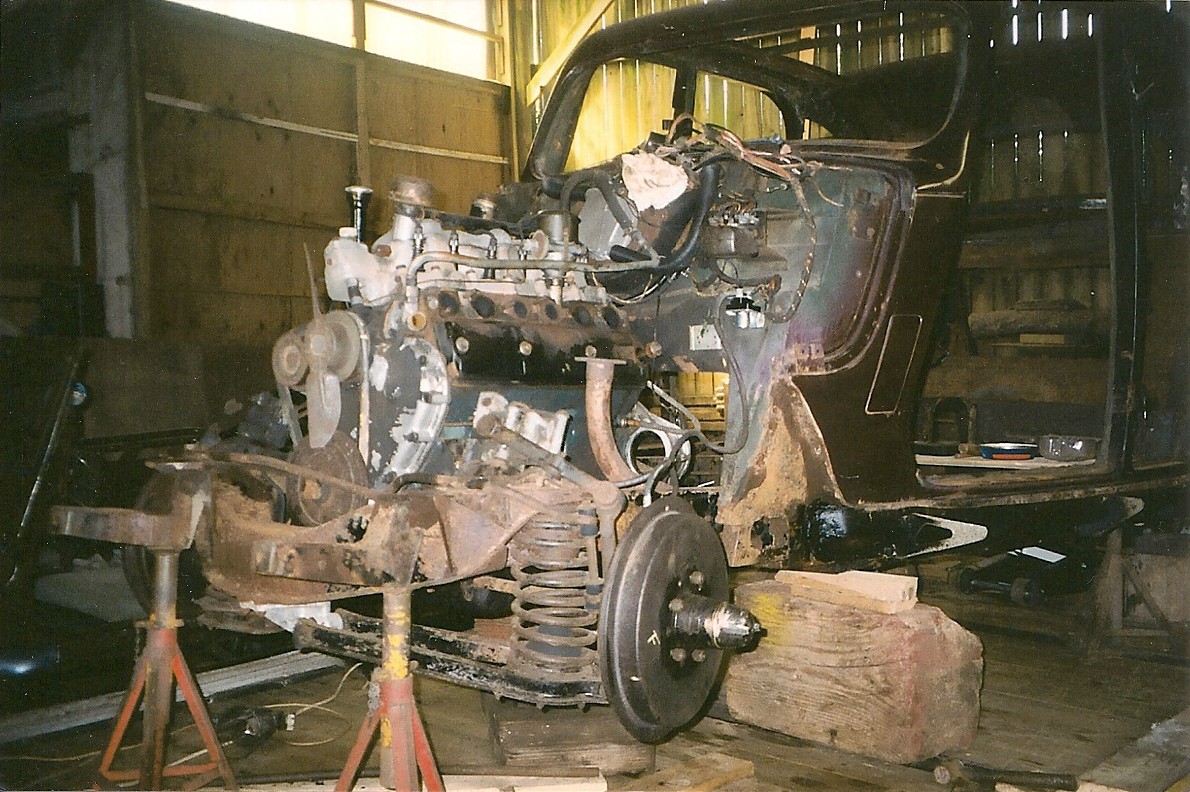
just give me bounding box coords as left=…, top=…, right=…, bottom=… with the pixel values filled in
left=644, top=340, right=663, bottom=358
left=691, top=649, right=707, bottom=663
left=518, top=340, right=533, bottom=356
left=689, top=570, right=704, bottom=588
left=455, top=336, right=470, bottom=354
left=584, top=345, right=598, bottom=358
left=309, top=329, right=332, bottom=356
left=669, top=647, right=687, bottom=662
left=668, top=598, right=685, bottom=613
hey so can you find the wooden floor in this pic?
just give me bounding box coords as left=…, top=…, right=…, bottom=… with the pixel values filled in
left=3, top=560, right=1188, bottom=791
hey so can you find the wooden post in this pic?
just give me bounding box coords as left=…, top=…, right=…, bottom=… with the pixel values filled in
left=351, top=0, right=371, bottom=187
left=1093, top=528, right=1125, bottom=646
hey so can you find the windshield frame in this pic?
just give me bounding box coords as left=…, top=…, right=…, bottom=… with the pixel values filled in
left=526, top=0, right=978, bottom=182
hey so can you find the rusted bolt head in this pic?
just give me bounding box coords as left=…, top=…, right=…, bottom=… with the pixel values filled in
left=374, top=243, right=393, bottom=257
left=670, top=647, right=687, bottom=662
left=407, top=311, right=428, bottom=331
left=644, top=340, right=663, bottom=358
left=668, top=598, right=685, bottom=613
left=691, top=648, right=707, bottom=663
left=474, top=414, right=500, bottom=438
left=689, top=570, right=705, bottom=588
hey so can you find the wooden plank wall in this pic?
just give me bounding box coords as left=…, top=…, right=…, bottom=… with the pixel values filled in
left=0, top=128, right=76, bottom=332
left=137, top=1, right=511, bottom=347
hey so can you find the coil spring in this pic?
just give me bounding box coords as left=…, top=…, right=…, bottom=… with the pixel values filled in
left=508, top=510, right=601, bottom=682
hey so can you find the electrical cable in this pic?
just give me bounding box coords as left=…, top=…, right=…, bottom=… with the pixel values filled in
left=275, top=704, right=352, bottom=748
left=617, top=294, right=753, bottom=498
left=263, top=661, right=363, bottom=717
left=708, top=257, right=780, bottom=289
left=261, top=661, right=364, bottom=747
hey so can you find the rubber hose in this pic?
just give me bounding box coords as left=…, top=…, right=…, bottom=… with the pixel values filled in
left=647, top=162, right=722, bottom=276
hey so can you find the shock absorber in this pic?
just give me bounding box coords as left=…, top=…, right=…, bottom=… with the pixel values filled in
left=508, top=508, right=601, bottom=683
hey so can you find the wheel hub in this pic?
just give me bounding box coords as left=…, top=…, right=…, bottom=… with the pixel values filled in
left=598, top=497, right=762, bottom=742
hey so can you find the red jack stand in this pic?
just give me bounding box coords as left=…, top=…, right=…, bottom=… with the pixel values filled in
left=336, top=586, right=444, bottom=792
left=96, top=550, right=237, bottom=791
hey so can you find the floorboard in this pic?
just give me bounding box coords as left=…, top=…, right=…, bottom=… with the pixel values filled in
left=1, top=562, right=1186, bottom=792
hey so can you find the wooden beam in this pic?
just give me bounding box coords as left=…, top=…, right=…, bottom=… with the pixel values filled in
left=367, top=0, right=504, bottom=44
left=352, top=0, right=370, bottom=185
left=724, top=579, right=982, bottom=764
left=524, top=0, right=615, bottom=105
left=144, top=92, right=508, bottom=165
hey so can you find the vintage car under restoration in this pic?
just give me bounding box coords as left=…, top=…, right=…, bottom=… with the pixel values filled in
left=53, top=0, right=1189, bottom=742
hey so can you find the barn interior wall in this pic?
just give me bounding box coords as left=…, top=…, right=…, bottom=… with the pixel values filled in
left=0, top=2, right=130, bottom=339
left=0, top=0, right=511, bottom=352
left=137, top=0, right=512, bottom=349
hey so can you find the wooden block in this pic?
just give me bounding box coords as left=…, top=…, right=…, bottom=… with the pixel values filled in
left=628, top=753, right=754, bottom=792
left=483, top=696, right=655, bottom=776
left=774, top=570, right=918, bottom=614
left=723, top=580, right=982, bottom=765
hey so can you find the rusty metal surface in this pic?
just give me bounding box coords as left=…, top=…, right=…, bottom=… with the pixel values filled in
left=95, top=549, right=237, bottom=791
left=293, top=613, right=607, bottom=707
left=253, top=500, right=427, bottom=588
left=579, top=357, right=637, bottom=483
left=53, top=505, right=182, bottom=549
left=51, top=471, right=210, bottom=551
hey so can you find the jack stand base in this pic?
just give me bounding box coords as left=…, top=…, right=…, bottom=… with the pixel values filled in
left=336, top=587, right=443, bottom=792
left=95, top=551, right=236, bottom=790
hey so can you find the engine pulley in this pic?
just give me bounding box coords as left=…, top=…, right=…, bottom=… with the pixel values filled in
left=287, top=431, right=369, bottom=525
